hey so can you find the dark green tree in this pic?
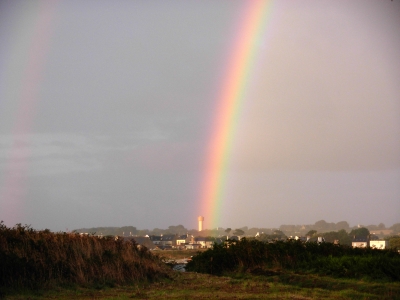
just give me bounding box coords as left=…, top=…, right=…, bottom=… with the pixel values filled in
left=272, top=230, right=287, bottom=239
left=335, top=221, right=350, bottom=230
left=314, top=220, right=329, bottom=230
left=349, top=227, right=370, bottom=238
left=337, top=229, right=352, bottom=246
left=167, top=225, right=187, bottom=234
left=322, top=231, right=339, bottom=243
left=306, top=230, right=317, bottom=237
left=389, top=237, right=400, bottom=250
left=390, top=223, right=400, bottom=233
left=233, top=229, right=244, bottom=236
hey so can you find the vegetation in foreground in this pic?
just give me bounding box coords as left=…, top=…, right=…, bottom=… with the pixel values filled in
left=2, top=223, right=400, bottom=299
left=4, top=271, right=400, bottom=299
left=0, top=222, right=170, bottom=293
left=186, top=238, right=400, bottom=281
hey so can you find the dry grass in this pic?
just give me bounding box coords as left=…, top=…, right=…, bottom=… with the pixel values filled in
left=5, top=271, right=400, bottom=299
left=158, top=249, right=207, bottom=260
left=0, top=223, right=170, bottom=291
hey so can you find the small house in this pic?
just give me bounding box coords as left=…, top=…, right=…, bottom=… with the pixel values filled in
left=352, top=237, right=369, bottom=248
left=370, top=240, right=389, bottom=249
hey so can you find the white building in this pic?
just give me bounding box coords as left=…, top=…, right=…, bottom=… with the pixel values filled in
left=370, top=240, right=389, bottom=249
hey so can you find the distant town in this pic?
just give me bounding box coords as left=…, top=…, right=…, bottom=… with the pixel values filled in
left=74, top=218, right=400, bottom=251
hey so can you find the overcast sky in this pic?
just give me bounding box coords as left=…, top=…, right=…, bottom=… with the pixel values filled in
left=0, top=0, right=399, bottom=232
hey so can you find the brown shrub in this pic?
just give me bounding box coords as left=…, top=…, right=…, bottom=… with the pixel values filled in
left=0, top=222, right=170, bottom=289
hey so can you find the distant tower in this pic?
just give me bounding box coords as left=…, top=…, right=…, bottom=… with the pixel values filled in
left=198, top=216, right=204, bottom=231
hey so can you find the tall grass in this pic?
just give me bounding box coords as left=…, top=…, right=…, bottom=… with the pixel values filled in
left=186, top=238, right=400, bottom=281
left=0, top=222, right=170, bottom=290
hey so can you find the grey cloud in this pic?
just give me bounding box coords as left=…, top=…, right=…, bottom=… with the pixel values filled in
left=0, top=0, right=399, bottom=231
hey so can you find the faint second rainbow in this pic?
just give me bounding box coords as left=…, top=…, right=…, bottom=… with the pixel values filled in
left=199, top=0, right=274, bottom=229
left=0, top=1, right=58, bottom=226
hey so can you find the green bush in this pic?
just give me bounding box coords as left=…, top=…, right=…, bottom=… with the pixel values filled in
left=186, top=238, right=400, bottom=281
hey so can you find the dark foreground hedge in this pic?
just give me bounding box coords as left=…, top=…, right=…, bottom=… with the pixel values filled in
left=186, top=238, right=400, bottom=281
left=0, top=222, right=170, bottom=289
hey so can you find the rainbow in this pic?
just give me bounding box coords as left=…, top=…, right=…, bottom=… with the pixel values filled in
left=199, top=0, right=274, bottom=229
left=0, top=1, right=58, bottom=226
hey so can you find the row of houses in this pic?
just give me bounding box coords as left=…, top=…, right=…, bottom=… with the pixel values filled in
left=291, top=234, right=390, bottom=249
left=124, top=234, right=225, bottom=250
left=120, top=233, right=390, bottom=251
left=352, top=237, right=389, bottom=249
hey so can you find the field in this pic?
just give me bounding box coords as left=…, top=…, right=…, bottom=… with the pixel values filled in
left=4, top=270, right=400, bottom=299
left=4, top=251, right=400, bottom=299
